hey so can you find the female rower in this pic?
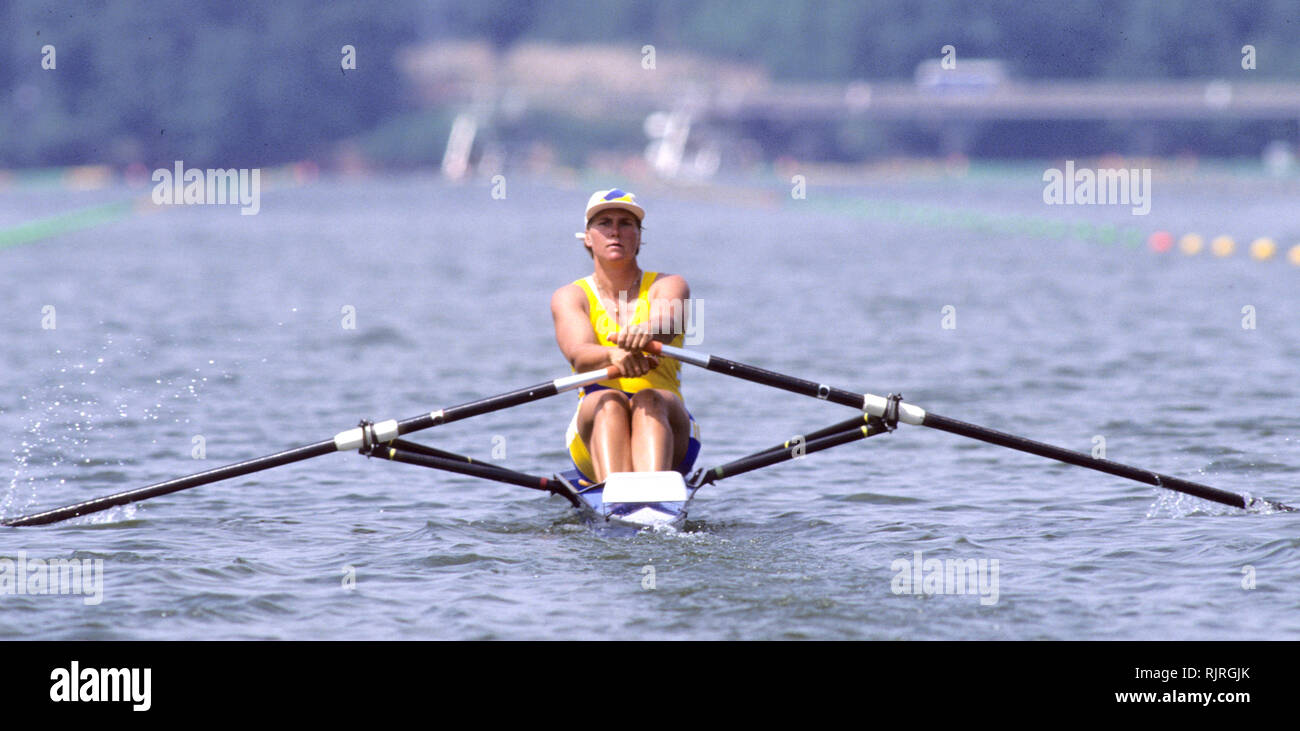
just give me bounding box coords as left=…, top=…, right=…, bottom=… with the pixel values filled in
left=550, top=189, right=700, bottom=486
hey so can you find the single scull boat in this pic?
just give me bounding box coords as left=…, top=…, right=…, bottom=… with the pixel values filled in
left=2, top=344, right=1292, bottom=530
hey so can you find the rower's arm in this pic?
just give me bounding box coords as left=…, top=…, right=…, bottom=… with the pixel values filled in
left=551, top=284, right=613, bottom=371
left=647, top=274, right=690, bottom=343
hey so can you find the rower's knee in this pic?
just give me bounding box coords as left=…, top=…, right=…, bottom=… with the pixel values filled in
left=579, top=391, right=631, bottom=442
left=596, top=390, right=631, bottom=406
left=589, top=390, right=632, bottom=419
left=629, top=389, right=670, bottom=413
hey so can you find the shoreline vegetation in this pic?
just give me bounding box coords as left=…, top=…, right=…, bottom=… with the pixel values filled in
left=3, top=1, right=1299, bottom=170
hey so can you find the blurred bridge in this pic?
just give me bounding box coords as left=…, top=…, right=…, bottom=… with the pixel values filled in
left=424, top=78, right=1300, bottom=124
left=694, top=80, right=1300, bottom=122
left=397, top=43, right=1300, bottom=176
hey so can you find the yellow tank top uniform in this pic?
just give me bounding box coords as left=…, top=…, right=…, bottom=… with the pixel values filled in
left=575, top=270, right=684, bottom=397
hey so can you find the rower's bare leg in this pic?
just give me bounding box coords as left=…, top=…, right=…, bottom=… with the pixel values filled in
left=577, top=390, right=633, bottom=482
left=628, top=389, right=690, bottom=472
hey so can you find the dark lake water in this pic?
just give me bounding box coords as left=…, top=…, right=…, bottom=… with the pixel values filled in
left=2, top=168, right=1297, bottom=639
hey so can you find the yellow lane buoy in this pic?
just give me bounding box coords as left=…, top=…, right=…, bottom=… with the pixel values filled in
left=1210, top=235, right=1235, bottom=257
left=1249, top=237, right=1276, bottom=260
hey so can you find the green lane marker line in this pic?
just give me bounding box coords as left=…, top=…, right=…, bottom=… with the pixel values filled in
left=0, top=200, right=137, bottom=250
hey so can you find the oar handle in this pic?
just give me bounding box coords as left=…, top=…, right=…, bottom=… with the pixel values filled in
left=642, top=340, right=691, bottom=362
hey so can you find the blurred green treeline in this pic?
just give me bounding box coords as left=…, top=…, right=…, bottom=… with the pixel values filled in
left=2, top=0, right=1297, bottom=167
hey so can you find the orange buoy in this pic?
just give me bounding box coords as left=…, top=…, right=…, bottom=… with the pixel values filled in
left=1210, top=235, right=1235, bottom=257
left=1178, top=233, right=1204, bottom=255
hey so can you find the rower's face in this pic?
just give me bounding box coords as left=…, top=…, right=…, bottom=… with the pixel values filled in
left=585, top=209, right=641, bottom=260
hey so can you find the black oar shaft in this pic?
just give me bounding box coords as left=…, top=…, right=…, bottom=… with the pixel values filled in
left=921, top=412, right=1260, bottom=510
left=700, top=355, right=865, bottom=409
left=393, top=379, right=579, bottom=434
left=2, top=440, right=337, bottom=527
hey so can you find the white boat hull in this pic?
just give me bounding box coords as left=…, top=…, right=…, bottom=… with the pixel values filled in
left=560, top=470, right=693, bottom=530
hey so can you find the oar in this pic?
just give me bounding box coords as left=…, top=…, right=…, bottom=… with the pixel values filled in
left=647, top=342, right=1294, bottom=512
left=1, top=366, right=619, bottom=527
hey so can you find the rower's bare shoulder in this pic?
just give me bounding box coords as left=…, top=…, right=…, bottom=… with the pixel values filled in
left=650, top=273, right=690, bottom=300
left=551, top=282, right=588, bottom=314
